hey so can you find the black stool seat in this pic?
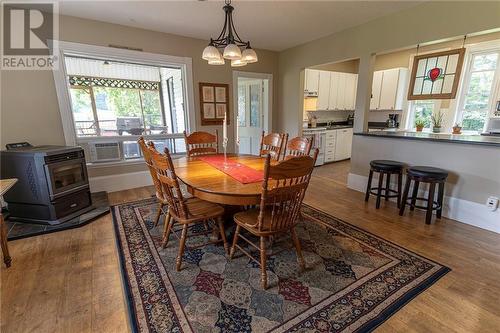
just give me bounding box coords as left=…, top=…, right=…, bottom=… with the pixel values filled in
left=408, top=166, right=448, bottom=180
left=365, top=160, right=404, bottom=209
left=400, top=166, right=448, bottom=225
left=370, top=160, right=405, bottom=172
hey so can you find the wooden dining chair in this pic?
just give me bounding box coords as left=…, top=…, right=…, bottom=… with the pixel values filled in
left=259, top=131, right=287, bottom=161
left=230, top=149, right=319, bottom=289
left=284, top=136, right=313, bottom=159
left=138, top=137, right=167, bottom=227
left=184, top=130, right=218, bottom=157
left=149, top=146, right=229, bottom=271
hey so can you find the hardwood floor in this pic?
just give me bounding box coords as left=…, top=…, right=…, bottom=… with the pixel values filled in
left=2, top=161, right=500, bottom=332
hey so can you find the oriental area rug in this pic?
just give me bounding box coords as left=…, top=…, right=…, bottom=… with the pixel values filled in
left=112, top=198, right=450, bottom=333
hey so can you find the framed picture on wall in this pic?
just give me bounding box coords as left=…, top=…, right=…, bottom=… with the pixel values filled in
left=199, top=82, right=229, bottom=125
left=407, top=48, right=465, bottom=100
left=203, top=103, right=215, bottom=119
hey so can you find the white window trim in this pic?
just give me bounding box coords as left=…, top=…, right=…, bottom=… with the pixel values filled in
left=453, top=40, right=500, bottom=132
left=50, top=40, right=196, bottom=146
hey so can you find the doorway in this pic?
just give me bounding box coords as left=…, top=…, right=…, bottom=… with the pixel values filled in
left=233, top=71, right=272, bottom=154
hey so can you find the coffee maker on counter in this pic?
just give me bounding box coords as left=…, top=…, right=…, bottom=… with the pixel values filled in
left=386, top=114, right=400, bottom=128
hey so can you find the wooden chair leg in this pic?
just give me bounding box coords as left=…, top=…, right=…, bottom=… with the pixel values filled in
left=365, top=169, right=374, bottom=202
left=153, top=202, right=164, bottom=227
left=229, top=225, right=241, bottom=259
left=176, top=224, right=188, bottom=271
left=410, top=181, right=420, bottom=211
left=385, top=173, right=391, bottom=201
left=399, top=177, right=411, bottom=216
left=426, top=183, right=436, bottom=225
left=437, top=182, right=445, bottom=219
left=376, top=172, right=384, bottom=209
left=217, top=217, right=229, bottom=255
left=291, top=227, right=305, bottom=271
left=397, top=172, right=403, bottom=209
left=1, top=214, right=12, bottom=268
left=260, top=236, right=268, bottom=289
left=161, top=212, right=172, bottom=248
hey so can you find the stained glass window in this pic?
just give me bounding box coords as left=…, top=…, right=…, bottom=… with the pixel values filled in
left=408, top=48, right=465, bottom=100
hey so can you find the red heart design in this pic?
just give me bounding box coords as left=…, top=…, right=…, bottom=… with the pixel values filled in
left=429, top=67, right=441, bottom=82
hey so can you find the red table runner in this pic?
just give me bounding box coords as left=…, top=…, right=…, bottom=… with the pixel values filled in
left=198, top=155, right=263, bottom=184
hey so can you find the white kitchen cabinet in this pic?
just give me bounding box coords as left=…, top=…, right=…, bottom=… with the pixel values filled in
left=343, top=74, right=357, bottom=110
left=334, top=128, right=353, bottom=161
left=317, top=71, right=331, bottom=110
left=326, top=72, right=358, bottom=111
left=370, top=71, right=383, bottom=110
left=328, top=73, right=339, bottom=110
left=370, top=68, right=408, bottom=110
left=324, top=130, right=336, bottom=162
left=304, top=69, right=319, bottom=93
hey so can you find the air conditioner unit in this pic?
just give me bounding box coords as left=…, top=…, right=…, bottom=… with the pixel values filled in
left=89, top=142, right=121, bottom=162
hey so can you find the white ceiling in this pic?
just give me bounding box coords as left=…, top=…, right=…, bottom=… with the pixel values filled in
left=59, top=1, right=423, bottom=51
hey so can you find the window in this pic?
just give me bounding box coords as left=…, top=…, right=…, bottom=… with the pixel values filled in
left=409, top=100, right=436, bottom=130
left=53, top=46, right=194, bottom=164
left=65, top=56, right=185, bottom=137
left=457, top=50, right=500, bottom=132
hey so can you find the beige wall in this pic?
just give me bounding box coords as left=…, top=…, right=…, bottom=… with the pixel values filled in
left=278, top=1, right=500, bottom=136
left=311, top=59, right=359, bottom=73
left=1, top=15, right=279, bottom=177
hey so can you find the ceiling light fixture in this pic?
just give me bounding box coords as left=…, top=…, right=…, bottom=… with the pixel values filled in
left=202, top=0, right=257, bottom=67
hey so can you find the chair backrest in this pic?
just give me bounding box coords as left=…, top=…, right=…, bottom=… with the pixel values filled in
left=257, top=149, right=319, bottom=232
left=138, top=137, right=164, bottom=200
left=259, top=131, right=287, bottom=161
left=149, top=146, right=189, bottom=219
left=184, top=130, right=218, bottom=157
left=285, top=136, right=312, bottom=159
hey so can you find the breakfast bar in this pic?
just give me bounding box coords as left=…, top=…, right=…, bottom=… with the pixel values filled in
left=348, top=131, right=500, bottom=233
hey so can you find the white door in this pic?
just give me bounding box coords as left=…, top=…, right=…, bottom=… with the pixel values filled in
left=317, top=71, right=331, bottom=110
left=379, top=68, right=400, bottom=110
left=370, top=70, right=383, bottom=110
left=237, top=79, right=264, bottom=155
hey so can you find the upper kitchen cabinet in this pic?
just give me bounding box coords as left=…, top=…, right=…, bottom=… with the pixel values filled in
left=308, top=70, right=358, bottom=111
left=370, top=68, right=408, bottom=111
left=317, top=70, right=331, bottom=110
left=304, top=69, right=320, bottom=95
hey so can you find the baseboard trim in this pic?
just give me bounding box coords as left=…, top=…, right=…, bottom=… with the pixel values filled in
left=347, top=173, right=500, bottom=234
left=89, top=171, right=153, bottom=193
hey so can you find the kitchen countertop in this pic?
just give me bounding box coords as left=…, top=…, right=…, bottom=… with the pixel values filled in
left=303, top=125, right=353, bottom=131
left=354, top=130, right=500, bottom=147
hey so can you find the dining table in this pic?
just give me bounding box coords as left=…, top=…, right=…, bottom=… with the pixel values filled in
left=173, top=154, right=266, bottom=206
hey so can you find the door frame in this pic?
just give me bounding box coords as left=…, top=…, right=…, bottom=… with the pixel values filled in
left=232, top=71, right=273, bottom=152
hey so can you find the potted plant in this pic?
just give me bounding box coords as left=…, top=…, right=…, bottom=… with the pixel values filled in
left=415, top=119, right=425, bottom=132
left=452, top=122, right=462, bottom=134
left=431, top=110, right=445, bottom=133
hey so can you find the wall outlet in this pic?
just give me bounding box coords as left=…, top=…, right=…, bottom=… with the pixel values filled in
left=486, top=196, right=499, bottom=211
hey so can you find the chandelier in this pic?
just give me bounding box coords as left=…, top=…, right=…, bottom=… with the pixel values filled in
left=202, top=0, right=258, bottom=67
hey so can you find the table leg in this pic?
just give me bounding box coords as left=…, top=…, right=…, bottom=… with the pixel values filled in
left=1, top=213, right=12, bottom=267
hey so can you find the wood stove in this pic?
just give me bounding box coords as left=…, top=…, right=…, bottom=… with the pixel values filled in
left=0, top=145, right=93, bottom=225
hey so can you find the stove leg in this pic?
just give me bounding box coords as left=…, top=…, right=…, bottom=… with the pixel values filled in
left=1, top=214, right=12, bottom=267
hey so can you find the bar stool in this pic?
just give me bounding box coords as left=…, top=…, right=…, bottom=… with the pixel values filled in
left=399, top=166, right=448, bottom=225
left=365, top=160, right=404, bottom=209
